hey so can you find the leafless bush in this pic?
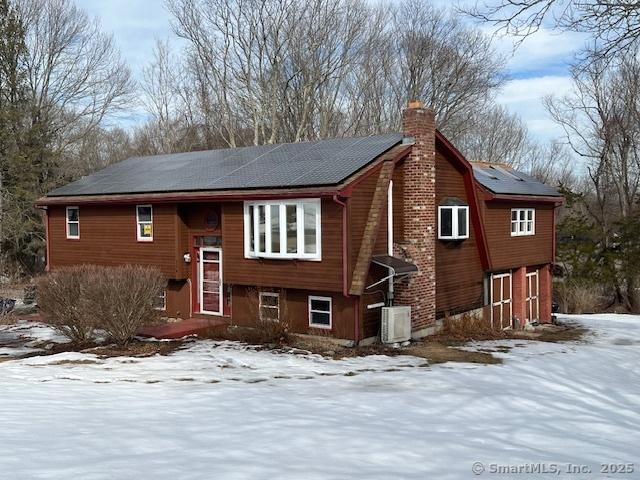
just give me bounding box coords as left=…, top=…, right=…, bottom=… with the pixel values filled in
left=88, top=265, right=166, bottom=345
left=555, top=282, right=604, bottom=314
left=36, top=266, right=97, bottom=344
left=437, top=312, right=501, bottom=341
left=37, top=265, right=166, bottom=345
left=213, top=286, right=289, bottom=345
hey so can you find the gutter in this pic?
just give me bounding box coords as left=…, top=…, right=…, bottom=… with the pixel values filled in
left=36, top=189, right=341, bottom=207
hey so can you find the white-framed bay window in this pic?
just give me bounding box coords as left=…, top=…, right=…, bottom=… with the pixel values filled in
left=511, top=208, right=535, bottom=236
left=244, top=199, right=321, bottom=260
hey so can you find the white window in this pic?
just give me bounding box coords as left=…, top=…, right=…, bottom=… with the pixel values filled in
left=308, top=295, right=332, bottom=329
left=66, top=206, right=80, bottom=239
left=438, top=205, right=469, bottom=240
left=136, top=205, right=153, bottom=241
left=511, top=208, right=535, bottom=236
left=259, top=292, right=279, bottom=321
left=244, top=199, right=321, bottom=260
left=154, top=290, right=167, bottom=311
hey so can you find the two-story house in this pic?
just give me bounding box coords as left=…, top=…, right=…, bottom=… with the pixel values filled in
left=36, top=102, right=563, bottom=343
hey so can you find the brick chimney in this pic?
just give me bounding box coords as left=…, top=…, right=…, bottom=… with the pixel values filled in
left=395, top=100, right=436, bottom=336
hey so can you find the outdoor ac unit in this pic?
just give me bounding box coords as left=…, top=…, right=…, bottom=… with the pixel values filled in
left=381, top=306, right=411, bottom=344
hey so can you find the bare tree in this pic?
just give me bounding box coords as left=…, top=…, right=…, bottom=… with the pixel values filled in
left=464, top=0, right=640, bottom=59
left=17, top=0, right=135, bottom=151
left=545, top=52, right=640, bottom=309
left=391, top=0, right=506, bottom=138
left=455, top=104, right=531, bottom=166
left=140, top=39, right=187, bottom=154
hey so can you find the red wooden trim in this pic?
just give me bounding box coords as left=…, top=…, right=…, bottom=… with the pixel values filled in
left=36, top=189, right=340, bottom=207
left=552, top=207, right=557, bottom=263
left=435, top=131, right=492, bottom=270
left=485, top=193, right=564, bottom=205
left=339, top=145, right=411, bottom=197
left=191, top=235, right=200, bottom=314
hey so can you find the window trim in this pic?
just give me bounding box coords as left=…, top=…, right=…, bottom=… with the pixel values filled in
left=259, top=291, right=280, bottom=322
left=155, top=290, right=167, bottom=311
left=243, top=198, right=322, bottom=261
left=510, top=208, right=535, bottom=237
left=438, top=205, right=469, bottom=240
left=308, top=295, right=332, bottom=329
left=65, top=206, right=80, bottom=240
left=136, top=204, right=154, bottom=242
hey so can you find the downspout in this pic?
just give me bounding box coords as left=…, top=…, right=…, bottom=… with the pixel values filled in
left=332, top=194, right=360, bottom=344
left=552, top=205, right=557, bottom=262
left=387, top=180, right=394, bottom=306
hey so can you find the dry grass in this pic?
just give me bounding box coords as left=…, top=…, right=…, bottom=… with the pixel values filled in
left=0, top=282, right=25, bottom=300
left=10, top=338, right=186, bottom=361
left=404, top=342, right=502, bottom=365
left=200, top=323, right=289, bottom=345
left=555, top=282, right=605, bottom=314
left=0, top=311, right=16, bottom=325
left=433, top=312, right=505, bottom=342
left=87, top=340, right=185, bottom=358
left=288, top=336, right=502, bottom=365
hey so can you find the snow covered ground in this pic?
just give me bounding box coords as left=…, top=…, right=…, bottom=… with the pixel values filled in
left=0, top=315, right=639, bottom=480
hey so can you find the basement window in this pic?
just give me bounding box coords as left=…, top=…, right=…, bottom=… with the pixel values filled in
left=136, top=205, right=153, bottom=242
left=244, top=199, right=321, bottom=260
left=438, top=205, right=469, bottom=240
left=308, top=296, right=332, bottom=329
left=154, top=290, right=167, bottom=311
left=511, top=208, right=535, bottom=236
left=66, top=206, right=80, bottom=239
left=259, top=292, right=279, bottom=321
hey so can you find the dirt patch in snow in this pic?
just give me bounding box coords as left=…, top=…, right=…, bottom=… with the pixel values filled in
left=288, top=321, right=587, bottom=365
left=81, top=340, right=186, bottom=358
left=289, top=337, right=502, bottom=365
left=3, top=337, right=185, bottom=361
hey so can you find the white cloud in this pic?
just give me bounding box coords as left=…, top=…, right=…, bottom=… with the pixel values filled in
left=482, top=26, right=586, bottom=75
left=496, top=75, right=574, bottom=140
left=81, top=0, right=174, bottom=79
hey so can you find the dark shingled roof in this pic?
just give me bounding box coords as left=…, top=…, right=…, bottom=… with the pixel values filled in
left=47, top=133, right=405, bottom=197
left=472, top=163, right=561, bottom=197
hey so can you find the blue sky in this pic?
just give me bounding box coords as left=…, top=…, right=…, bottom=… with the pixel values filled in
left=82, top=0, right=583, bottom=144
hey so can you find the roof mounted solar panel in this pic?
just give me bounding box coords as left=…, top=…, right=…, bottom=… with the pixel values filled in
left=492, top=165, right=525, bottom=181
left=46, top=133, right=405, bottom=197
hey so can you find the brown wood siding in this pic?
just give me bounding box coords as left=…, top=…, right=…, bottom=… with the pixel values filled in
left=435, top=150, right=485, bottom=316
left=230, top=286, right=356, bottom=340
left=222, top=199, right=343, bottom=292
left=48, top=204, right=179, bottom=278
left=483, top=202, right=554, bottom=270
left=360, top=263, right=388, bottom=339
left=348, top=166, right=390, bottom=275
